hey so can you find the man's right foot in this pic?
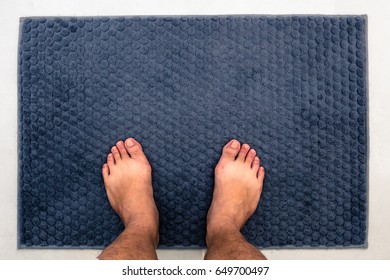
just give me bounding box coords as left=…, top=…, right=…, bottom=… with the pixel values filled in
left=207, top=139, right=265, bottom=242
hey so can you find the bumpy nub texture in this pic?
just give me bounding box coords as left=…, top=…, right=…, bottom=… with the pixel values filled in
left=18, top=16, right=367, bottom=248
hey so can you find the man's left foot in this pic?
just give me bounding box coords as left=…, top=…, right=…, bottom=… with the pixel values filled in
left=102, top=138, right=159, bottom=246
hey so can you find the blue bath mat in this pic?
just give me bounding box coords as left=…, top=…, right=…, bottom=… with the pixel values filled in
left=18, top=16, right=368, bottom=248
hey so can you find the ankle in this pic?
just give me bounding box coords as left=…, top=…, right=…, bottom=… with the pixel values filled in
left=122, top=224, right=159, bottom=248
left=123, top=214, right=159, bottom=246
left=121, top=210, right=158, bottom=228
left=206, top=217, right=241, bottom=246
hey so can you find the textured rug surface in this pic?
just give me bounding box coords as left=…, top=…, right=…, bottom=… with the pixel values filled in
left=18, top=16, right=368, bottom=248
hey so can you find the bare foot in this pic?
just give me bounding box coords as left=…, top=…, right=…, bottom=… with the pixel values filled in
left=102, top=138, right=159, bottom=246
left=207, top=139, right=265, bottom=242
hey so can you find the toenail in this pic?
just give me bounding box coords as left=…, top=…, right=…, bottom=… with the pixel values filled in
left=117, top=141, right=123, bottom=146
left=230, top=140, right=239, bottom=148
left=126, top=138, right=134, bottom=147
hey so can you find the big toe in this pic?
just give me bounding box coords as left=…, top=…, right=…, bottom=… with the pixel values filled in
left=124, top=138, right=148, bottom=161
left=219, top=139, right=241, bottom=162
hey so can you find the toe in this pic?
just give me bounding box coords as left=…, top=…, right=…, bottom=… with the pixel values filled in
left=107, top=153, right=115, bottom=168
left=252, top=156, right=260, bottom=171
left=257, top=166, right=265, bottom=181
left=116, top=141, right=129, bottom=159
left=237, top=144, right=250, bottom=161
left=219, top=139, right=241, bottom=162
left=102, top=163, right=109, bottom=179
left=245, top=149, right=256, bottom=165
left=111, top=146, right=121, bottom=161
left=124, top=138, right=148, bottom=161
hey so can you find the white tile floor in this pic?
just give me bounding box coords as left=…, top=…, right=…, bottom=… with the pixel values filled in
left=1, top=0, right=390, bottom=260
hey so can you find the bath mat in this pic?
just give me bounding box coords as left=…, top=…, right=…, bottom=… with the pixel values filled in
left=18, top=16, right=368, bottom=248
